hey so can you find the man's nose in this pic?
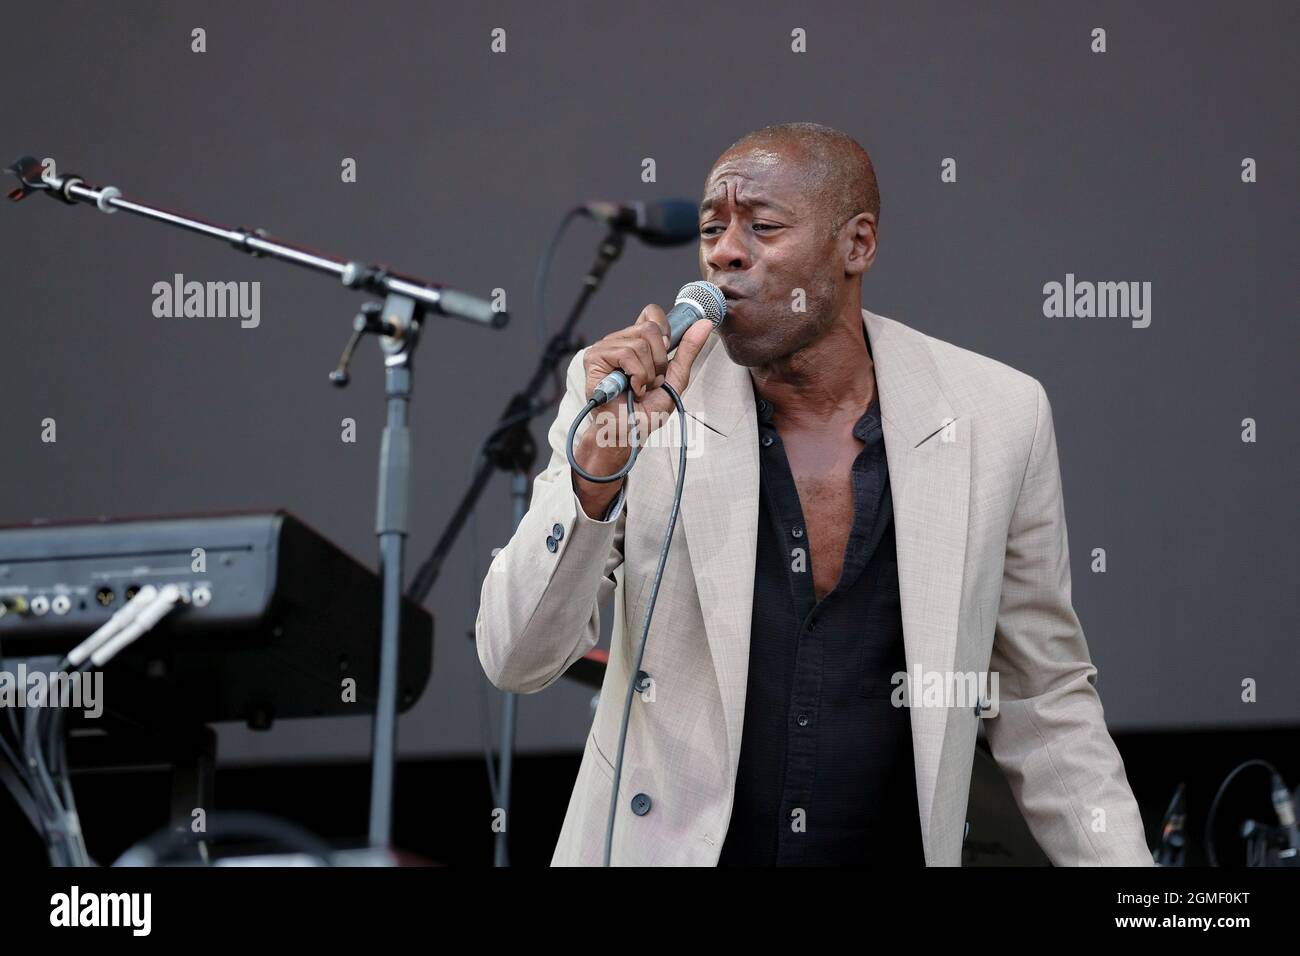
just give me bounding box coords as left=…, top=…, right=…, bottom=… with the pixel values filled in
left=704, top=219, right=751, bottom=273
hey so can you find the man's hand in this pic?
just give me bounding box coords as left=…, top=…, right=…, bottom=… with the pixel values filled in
left=572, top=305, right=714, bottom=518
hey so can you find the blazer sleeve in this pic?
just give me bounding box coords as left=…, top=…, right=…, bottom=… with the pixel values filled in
left=475, top=349, right=627, bottom=694
left=982, top=379, right=1155, bottom=866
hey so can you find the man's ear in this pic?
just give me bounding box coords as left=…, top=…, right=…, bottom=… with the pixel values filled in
left=843, top=212, right=878, bottom=276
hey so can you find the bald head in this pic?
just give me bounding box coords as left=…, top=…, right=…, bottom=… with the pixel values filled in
left=698, top=122, right=882, bottom=367
left=718, top=122, right=880, bottom=238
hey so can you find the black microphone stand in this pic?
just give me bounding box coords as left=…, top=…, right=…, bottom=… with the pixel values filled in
left=406, top=226, right=626, bottom=866
left=4, top=155, right=505, bottom=852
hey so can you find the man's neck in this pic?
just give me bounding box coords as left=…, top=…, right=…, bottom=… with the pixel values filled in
left=749, top=307, right=876, bottom=429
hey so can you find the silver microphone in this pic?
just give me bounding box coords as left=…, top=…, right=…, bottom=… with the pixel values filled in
left=590, top=281, right=727, bottom=405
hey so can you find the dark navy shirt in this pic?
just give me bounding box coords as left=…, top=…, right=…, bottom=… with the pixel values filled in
left=717, top=382, right=926, bottom=866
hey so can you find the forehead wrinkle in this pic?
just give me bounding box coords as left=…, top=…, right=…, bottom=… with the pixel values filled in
left=730, top=143, right=821, bottom=202
left=703, top=154, right=804, bottom=217
left=700, top=190, right=794, bottom=217
left=707, top=147, right=789, bottom=186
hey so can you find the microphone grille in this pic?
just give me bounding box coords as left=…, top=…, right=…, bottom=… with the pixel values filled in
left=676, top=281, right=727, bottom=328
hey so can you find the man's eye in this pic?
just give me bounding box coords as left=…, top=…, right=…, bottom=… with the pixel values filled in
left=700, top=223, right=778, bottom=237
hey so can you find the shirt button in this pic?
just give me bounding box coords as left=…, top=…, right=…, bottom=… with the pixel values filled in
left=545, top=535, right=558, bottom=553
left=551, top=523, right=564, bottom=541
left=757, top=399, right=770, bottom=413
left=630, top=793, right=652, bottom=816
left=796, top=713, right=809, bottom=727
left=761, top=435, right=774, bottom=448
left=791, top=526, right=804, bottom=538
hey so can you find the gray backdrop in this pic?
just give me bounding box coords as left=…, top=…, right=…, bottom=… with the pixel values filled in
left=2, top=1, right=1295, bottom=765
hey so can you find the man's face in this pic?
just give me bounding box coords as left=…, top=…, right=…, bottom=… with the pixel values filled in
left=698, top=143, right=843, bottom=367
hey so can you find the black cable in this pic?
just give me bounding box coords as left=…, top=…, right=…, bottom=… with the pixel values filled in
left=532, top=207, right=583, bottom=351
left=469, top=403, right=570, bottom=812
left=470, top=205, right=587, bottom=828
left=1205, top=758, right=1279, bottom=867
left=564, top=382, right=689, bottom=866
left=565, top=388, right=645, bottom=486
left=466, top=439, right=510, bottom=809
left=470, top=406, right=577, bottom=810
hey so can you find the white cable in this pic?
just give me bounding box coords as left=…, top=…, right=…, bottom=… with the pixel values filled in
left=90, top=584, right=184, bottom=668
left=66, top=584, right=159, bottom=667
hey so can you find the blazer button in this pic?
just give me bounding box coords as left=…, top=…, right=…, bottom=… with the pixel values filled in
left=545, top=535, right=558, bottom=553
left=630, top=793, right=652, bottom=816
left=552, top=523, right=564, bottom=541
left=633, top=670, right=652, bottom=694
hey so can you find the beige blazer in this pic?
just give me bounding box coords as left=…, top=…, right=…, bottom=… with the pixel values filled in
left=476, top=308, right=1153, bottom=866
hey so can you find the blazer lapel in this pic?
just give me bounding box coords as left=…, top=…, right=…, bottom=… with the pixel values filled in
left=662, top=333, right=760, bottom=772
left=865, top=309, right=970, bottom=862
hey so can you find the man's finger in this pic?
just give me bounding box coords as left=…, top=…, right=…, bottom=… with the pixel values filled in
left=674, top=318, right=713, bottom=362
left=664, top=318, right=714, bottom=389
left=635, top=305, right=670, bottom=345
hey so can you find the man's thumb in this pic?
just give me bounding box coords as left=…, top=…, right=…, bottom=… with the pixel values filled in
left=678, top=318, right=714, bottom=358
left=664, top=319, right=713, bottom=390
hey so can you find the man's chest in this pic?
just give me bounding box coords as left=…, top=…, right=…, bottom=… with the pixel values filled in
left=782, top=431, right=866, bottom=600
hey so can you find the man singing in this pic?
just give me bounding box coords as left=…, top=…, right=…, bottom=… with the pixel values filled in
left=476, top=122, right=1152, bottom=867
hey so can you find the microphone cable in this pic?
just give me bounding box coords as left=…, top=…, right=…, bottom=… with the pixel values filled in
left=1204, top=758, right=1294, bottom=867
left=565, top=381, right=690, bottom=866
